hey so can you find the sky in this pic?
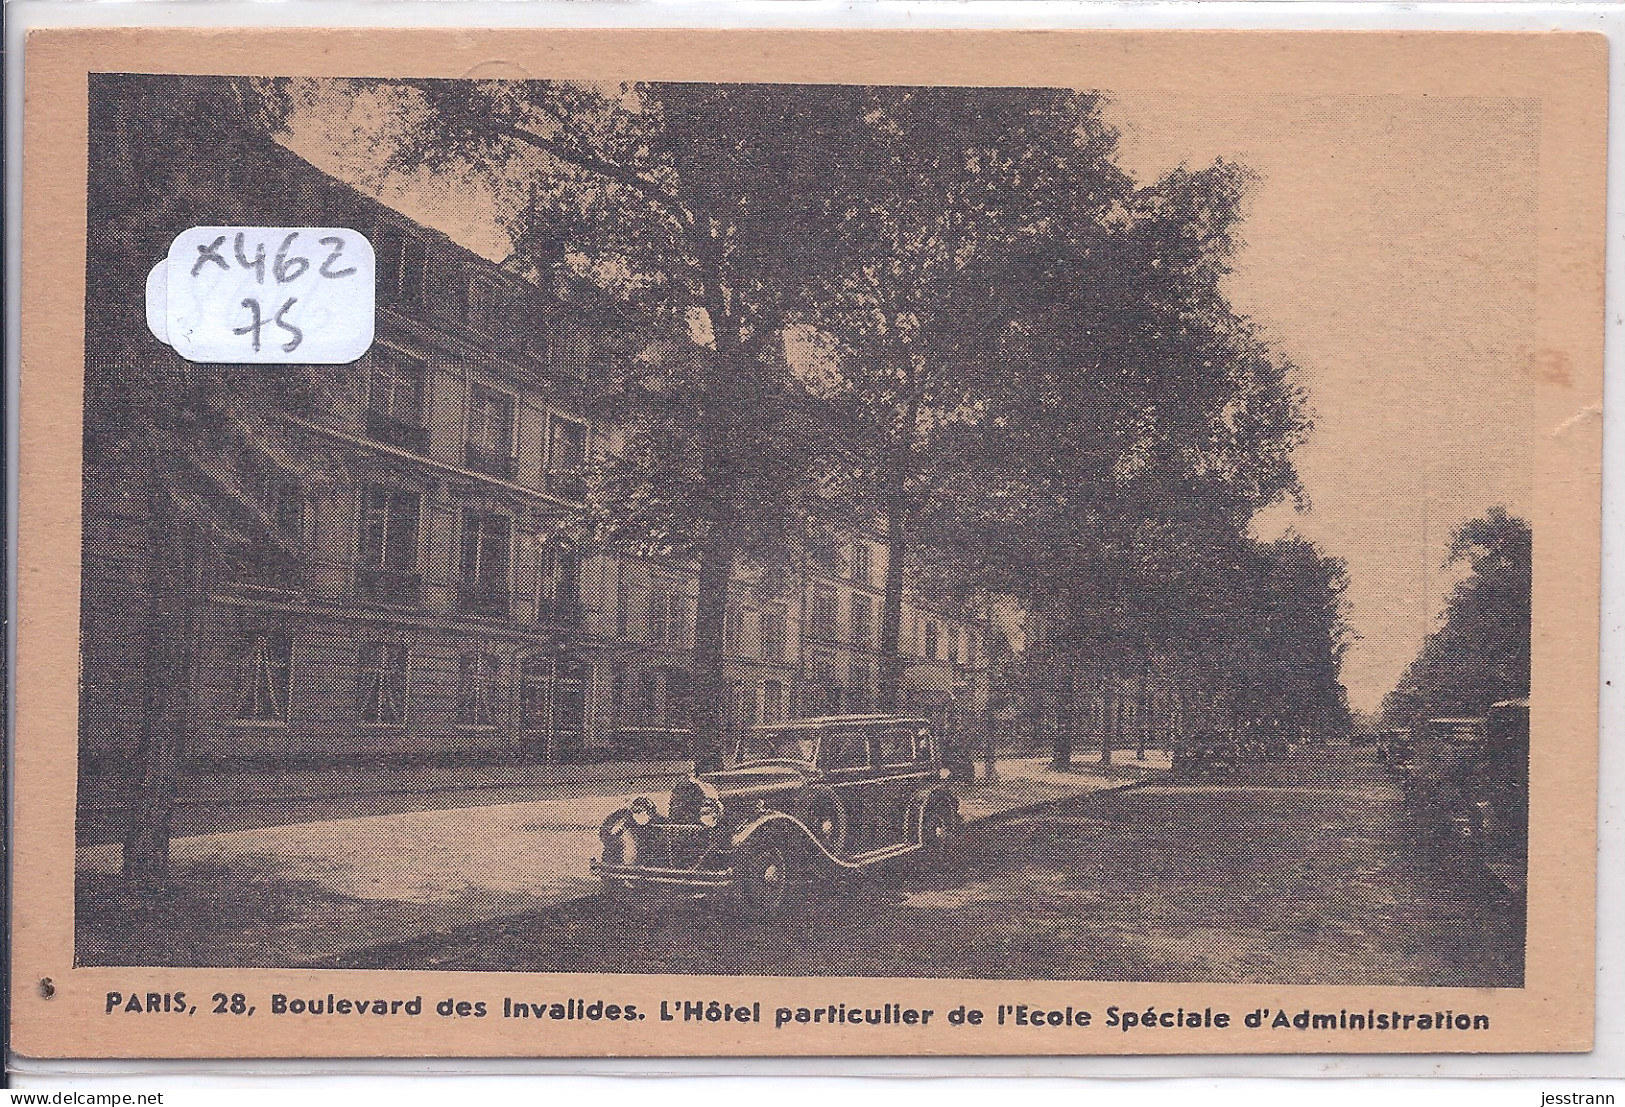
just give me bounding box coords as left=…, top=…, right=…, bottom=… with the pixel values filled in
left=286, top=87, right=1540, bottom=715
left=1100, top=92, right=1539, bottom=713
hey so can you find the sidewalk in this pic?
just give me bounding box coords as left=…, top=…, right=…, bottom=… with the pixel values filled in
left=76, top=754, right=1169, bottom=968
left=76, top=759, right=694, bottom=842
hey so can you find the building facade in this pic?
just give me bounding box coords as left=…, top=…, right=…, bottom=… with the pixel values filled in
left=80, top=97, right=989, bottom=785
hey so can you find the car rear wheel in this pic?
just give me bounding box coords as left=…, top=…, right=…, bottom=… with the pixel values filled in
left=733, top=840, right=794, bottom=915
left=920, top=803, right=961, bottom=863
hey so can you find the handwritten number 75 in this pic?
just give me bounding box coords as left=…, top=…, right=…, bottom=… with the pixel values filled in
left=234, top=297, right=303, bottom=353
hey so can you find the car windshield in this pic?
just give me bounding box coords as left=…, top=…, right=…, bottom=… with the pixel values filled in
left=735, top=727, right=818, bottom=764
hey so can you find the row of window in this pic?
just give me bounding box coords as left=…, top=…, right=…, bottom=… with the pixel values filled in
left=234, top=621, right=968, bottom=743
left=353, top=487, right=578, bottom=618
left=235, top=624, right=588, bottom=729
left=232, top=466, right=977, bottom=663
left=235, top=626, right=793, bottom=735
left=365, top=348, right=588, bottom=493
left=231, top=423, right=581, bottom=620
left=612, top=575, right=693, bottom=648
left=759, top=724, right=931, bottom=773
left=720, top=602, right=791, bottom=662
left=371, top=226, right=552, bottom=363
left=804, top=581, right=971, bottom=663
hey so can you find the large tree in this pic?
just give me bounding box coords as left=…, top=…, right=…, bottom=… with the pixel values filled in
left=269, top=80, right=895, bottom=768
left=1383, top=507, right=1531, bottom=723
left=787, top=97, right=1315, bottom=742
left=1232, top=535, right=1354, bottom=738
left=781, top=86, right=1131, bottom=711
left=912, top=158, right=1316, bottom=762
left=87, top=75, right=333, bottom=887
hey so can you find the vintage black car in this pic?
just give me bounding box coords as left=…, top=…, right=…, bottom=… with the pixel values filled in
left=1402, top=710, right=1528, bottom=873
left=1172, top=732, right=1239, bottom=779
left=591, top=715, right=962, bottom=912
left=1423, top=702, right=1528, bottom=860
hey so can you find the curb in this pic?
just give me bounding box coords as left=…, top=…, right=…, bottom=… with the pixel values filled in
left=963, top=775, right=1158, bottom=829
left=165, top=772, right=686, bottom=807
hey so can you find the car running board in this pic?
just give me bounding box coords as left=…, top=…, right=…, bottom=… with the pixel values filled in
left=848, top=842, right=922, bottom=865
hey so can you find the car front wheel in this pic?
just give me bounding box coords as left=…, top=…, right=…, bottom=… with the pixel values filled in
left=732, top=840, right=794, bottom=915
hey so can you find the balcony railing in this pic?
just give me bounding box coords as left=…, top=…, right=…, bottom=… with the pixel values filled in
left=458, top=582, right=512, bottom=618
left=365, top=409, right=430, bottom=455
left=539, top=593, right=584, bottom=625
left=544, top=470, right=587, bottom=502
left=226, top=549, right=304, bottom=593
left=463, top=442, right=515, bottom=480
left=356, top=567, right=422, bottom=606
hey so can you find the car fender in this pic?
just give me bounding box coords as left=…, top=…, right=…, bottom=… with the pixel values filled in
left=731, top=811, right=865, bottom=870
left=910, top=785, right=959, bottom=841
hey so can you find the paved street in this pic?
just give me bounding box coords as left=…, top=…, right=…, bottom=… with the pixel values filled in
left=320, top=747, right=1523, bottom=986
left=76, top=756, right=1166, bottom=967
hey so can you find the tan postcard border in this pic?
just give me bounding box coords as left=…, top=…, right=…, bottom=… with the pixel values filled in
left=13, top=27, right=1606, bottom=1058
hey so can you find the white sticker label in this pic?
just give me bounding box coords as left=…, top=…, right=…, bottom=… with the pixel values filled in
left=149, top=227, right=375, bottom=364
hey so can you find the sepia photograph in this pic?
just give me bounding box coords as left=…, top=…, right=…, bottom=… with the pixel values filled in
left=74, top=71, right=1537, bottom=985
left=11, top=25, right=1603, bottom=1059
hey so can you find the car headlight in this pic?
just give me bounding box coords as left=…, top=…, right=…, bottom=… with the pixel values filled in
left=629, top=796, right=659, bottom=826
left=599, top=811, right=628, bottom=841
left=698, top=798, right=723, bottom=828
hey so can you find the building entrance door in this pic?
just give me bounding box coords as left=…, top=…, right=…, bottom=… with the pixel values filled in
left=551, top=654, right=588, bottom=761
left=519, top=652, right=588, bottom=762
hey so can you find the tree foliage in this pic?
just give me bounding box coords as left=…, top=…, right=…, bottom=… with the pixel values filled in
left=1383, top=507, right=1531, bottom=723
left=772, top=89, right=1315, bottom=717
left=1230, top=536, right=1354, bottom=735
left=894, top=142, right=1318, bottom=751
left=776, top=86, right=1131, bottom=706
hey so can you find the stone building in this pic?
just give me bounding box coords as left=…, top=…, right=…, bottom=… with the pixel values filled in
left=79, top=81, right=989, bottom=794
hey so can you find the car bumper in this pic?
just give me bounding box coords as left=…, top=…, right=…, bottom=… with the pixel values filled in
left=591, top=859, right=736, bottom=894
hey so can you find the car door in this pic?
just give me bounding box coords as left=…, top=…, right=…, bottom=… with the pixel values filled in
left=817, top=724, right=873, bottom=853
left=870, top=723, right=935, bottom=847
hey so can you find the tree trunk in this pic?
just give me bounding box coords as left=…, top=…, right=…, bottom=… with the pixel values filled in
left=689, top=521, right=735, bottom=775
left=1136, top=641, right=1153, bottom=760
left=1025, top=662, right=1047, bottom=761
left=688, top=314, right=741, bottom=774
left=1100, top=681, right=1115, bottom=767
left=875, top=375, right=920, bottom=714
left=978, top=702, right=999, bottom=782
left=122, top=456, right=192, bottom=891
left=1051, top=670, right=1075, bottom=770
left=876, top=510, right=908, bottom=712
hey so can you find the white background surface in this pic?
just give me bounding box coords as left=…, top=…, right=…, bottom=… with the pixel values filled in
left=5, top=0, right=1622, bottom=1095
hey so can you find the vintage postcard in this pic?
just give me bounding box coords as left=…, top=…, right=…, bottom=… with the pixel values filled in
left=12, top=28, right=1605, bottom=1058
